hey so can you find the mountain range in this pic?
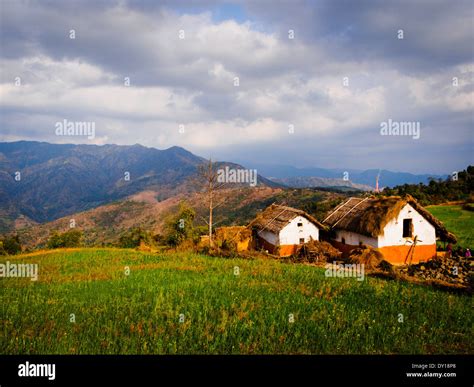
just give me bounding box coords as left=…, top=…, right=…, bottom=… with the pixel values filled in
left=246, top=163, right=446, bottom=188
left=0, top=141, right=448, bottom=234
left=0, top=141, right=277, bottom=232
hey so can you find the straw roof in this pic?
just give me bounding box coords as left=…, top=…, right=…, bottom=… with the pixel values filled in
left=249, top=204, right=326, bottom=234
left=324, top=195, right=457, bottom=243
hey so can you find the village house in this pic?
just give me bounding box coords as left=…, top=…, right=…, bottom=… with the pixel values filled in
left=323, top=195, right=457, bottom=265
left=249, top=204, right=325, bottom=256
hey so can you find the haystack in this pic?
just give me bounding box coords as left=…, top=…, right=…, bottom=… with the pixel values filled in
left=347, top=245, right=391, bottom=271
left=297, top=239, right=342, bottom=263
left=215, top=226, right=251, bottom=252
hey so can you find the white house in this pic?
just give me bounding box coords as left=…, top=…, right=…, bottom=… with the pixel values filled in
left=249, top=204, right=325, bottom=256
left=323, top=195, right=456, bottom=264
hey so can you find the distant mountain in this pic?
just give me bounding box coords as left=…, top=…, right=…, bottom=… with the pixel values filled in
left=0, top=140, right=448, bottom=235
left=0, top=141, right=277, bottom=232
left=246, top=164, right=447, bottom=189
left=268, top=176, right=373, bottom=191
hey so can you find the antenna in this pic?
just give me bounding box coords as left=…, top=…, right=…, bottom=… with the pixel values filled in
left=375, top=169, right=381, bottom=193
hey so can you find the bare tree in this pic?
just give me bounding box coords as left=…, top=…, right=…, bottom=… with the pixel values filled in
left=196, top=158, right=229, bottom=247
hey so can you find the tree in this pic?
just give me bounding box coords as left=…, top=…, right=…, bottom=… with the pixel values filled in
left=47, top=230, right=82, bottom=248
left=118, top=227, right=153, bottom=248
left=1, top=235, right=22, bottom=255
left=196, top=159, right=229, bottom=247
left=382, top=165, right=473, bottom=205
left=163, top=202, right=196, bottom=246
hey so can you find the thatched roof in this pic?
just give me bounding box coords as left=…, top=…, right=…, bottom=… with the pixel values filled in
left=323, top=195, right=457, bottom=243
left=249, top=204, right=326, bottom=234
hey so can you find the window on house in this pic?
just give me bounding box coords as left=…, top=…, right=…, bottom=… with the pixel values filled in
left=299, top=238, right=305, bottom=244
left=403, top=219, right=413, bottom=238
left=341, top=237, right=346, bottom=244
left=297, top=222, right=303, bottom=227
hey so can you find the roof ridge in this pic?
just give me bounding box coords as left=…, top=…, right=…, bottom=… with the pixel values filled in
left=250, top=203, right=326, bottom=232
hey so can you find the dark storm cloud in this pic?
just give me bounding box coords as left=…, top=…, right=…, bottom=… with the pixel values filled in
left=244, top=0, right=474, bottom=73
left=0, top=0, right=472, bottom=174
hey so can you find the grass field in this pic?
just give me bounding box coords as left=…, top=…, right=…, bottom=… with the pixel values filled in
left=426, top=205, right=474, bottom=248
left=1, top=248, right=472, bottom=354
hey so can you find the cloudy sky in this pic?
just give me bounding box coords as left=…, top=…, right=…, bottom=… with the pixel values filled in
left=0, top=0, right=472, bottom=174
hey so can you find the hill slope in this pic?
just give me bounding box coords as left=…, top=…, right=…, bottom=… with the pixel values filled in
left=0, top=141, right=277, bottom=232
left=16, top=186, right=349, bottom=249
left=426, top=205, right=474, bottom=248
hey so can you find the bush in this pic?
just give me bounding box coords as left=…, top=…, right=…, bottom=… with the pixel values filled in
left=163, top=202, right=198, bottom=247
left=0, top=235, right=22, bottom=255
left=47, top=230, right=83, bottom=249
left=118, top=227, right=154, bottom=248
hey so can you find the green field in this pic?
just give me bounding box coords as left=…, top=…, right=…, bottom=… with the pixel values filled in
left=1, top=248, right=472, bottom=354
left=426, top=205, right=474, bottom=248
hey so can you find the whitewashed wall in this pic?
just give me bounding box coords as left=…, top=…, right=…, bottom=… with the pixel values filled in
left=258, top=229, right=278, bottom=246
left=378, top=204, right=436, bottom=247
left=333, top=203, right=436, bottom=248
left=335, top=230, right=378, bottom=247
left=279, top=216, right=320, bottom=245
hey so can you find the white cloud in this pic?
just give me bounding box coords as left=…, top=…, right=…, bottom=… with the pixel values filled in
left=0, top=1, right=472, bottom=173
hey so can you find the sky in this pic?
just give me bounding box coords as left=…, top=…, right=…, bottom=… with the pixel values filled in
left=0, top=0, right=473, bottom=174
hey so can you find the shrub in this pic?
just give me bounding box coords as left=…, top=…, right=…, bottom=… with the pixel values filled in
left=0, top=235, right=22, bottom=255
left=118, top=227, right=154, bottom=248
left=163, top=202, right=198, bottom=247
left=47, top=230, right=83, bottom=249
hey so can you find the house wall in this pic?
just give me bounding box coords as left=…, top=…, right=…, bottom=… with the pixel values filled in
left=378, top=245, right=436, bottom=265
left=279, top=216, right=319, bottom=245
left=258, top=236, right=278, bottom=254
left=256, top=216, right=320, bottom=257
left=378, top=204, right=436, bottom=247
left=331, top=231, right=378, bottom=259
left=258, top=230, right=278, bottom=246
left=255, top=229, right=279, bottom=254
left=334, top=230, right=378, bottom=248
left=377, top=203, right=437, bottom=264
left=278, top=216, right=320, bottom=256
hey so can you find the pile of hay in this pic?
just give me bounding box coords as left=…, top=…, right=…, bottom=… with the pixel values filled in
left=347, top=245, right=392, bottom=271
left=297, top=239, right=342, bottom=263
left=215, top=226, right=251, bottom=252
